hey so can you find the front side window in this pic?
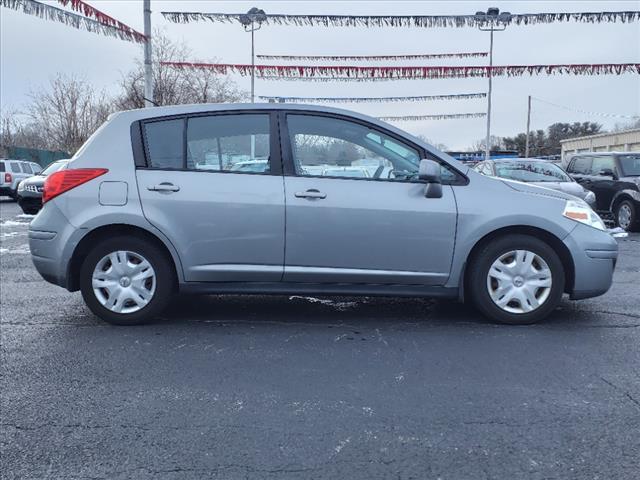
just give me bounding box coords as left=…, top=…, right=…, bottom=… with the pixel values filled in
left=617, top=155, right=640, bottom=177
left=590, top=156, right=616, bottom=175
left=144, top=119, right=184, bottom=169
left=22, top=163, right=33, bottom=174
left=568, top=157, right=592, bottom=175
left=187, top=114, right=270, bottom=173
left=494, top=161, right=572, bottom=183
left=287, top=114, right=424, bottom=181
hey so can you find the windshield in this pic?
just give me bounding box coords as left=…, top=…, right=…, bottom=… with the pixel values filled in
left=619, top=155, right=640, bottom=176
left=494, top=161, right=572, bottom=183
left=41, top=161, right=67, bottom=176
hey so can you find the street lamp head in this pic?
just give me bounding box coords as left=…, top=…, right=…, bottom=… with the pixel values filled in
left=239, top=7, right=267, bottom=27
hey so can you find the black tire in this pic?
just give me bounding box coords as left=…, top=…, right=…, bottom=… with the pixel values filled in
left=467, top=234, right=565, bottom=325
left=79, top=235, right=175, bottom=325
left=615, top=200, right=640, bottom=232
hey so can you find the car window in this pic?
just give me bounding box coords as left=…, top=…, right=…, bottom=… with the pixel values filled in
left=9, top=162, right=21, bottom=173
left=494, top=161, right=572, bottom=182
left=187, top=114, right=271, bottom=173
left=287, top=114, right=424, bottom=181
left=31, top=163, right=42, bottom=173
left=590, top=156, right=616, bottom=175
left=618, top=154, right=640, bottom=177
left=568, top=157, right=592, bottom=174
left=22, top=163, right=33, bottom=174
left=41, top=161, right=67, bottom=176
left=0, top=162, right=5, bottom=173
left=143, top=119, right=185, bottom=169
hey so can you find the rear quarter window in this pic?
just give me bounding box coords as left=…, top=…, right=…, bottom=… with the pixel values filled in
left=143, top=119, right=185, bottom=169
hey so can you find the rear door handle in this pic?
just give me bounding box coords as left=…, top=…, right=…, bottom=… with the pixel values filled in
left=148, top=182, right=180, bottom=193
left=295, top=189, right=327, bottom=199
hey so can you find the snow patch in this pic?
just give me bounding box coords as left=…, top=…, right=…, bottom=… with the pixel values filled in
left=1, top=220, right=29, bottom=227
left=289, top=295, right=359, bottom=311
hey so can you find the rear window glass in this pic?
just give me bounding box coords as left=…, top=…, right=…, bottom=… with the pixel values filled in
left=143, top=119, right=184, bottom=169
left=0, top=162, right=5, bottom=172
left=568, top=157, right=592, bottom=174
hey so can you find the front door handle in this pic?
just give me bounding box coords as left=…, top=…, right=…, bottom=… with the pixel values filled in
left=148, top=182, right=180, bottom=193
left=295, top=189, right=327, bottom=199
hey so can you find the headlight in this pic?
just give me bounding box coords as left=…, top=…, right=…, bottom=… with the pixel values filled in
left=17, top=181, right=25, bottom=192
left=583, top=190, right=596, bottom=205
left=563, top=199, right=606, bottom=231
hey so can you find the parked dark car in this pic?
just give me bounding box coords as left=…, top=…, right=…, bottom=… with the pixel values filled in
left=565, top=152, right=640, bottom=231
left=473, top=158, right=597, bottom=208
left=16, top=159, right=69, bottom=214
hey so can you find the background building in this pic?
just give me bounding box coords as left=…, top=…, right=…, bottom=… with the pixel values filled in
left=561, top=128, right=640, bottom=161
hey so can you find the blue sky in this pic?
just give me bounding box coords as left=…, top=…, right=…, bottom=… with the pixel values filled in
left=1, top=0, right=639, bottom=149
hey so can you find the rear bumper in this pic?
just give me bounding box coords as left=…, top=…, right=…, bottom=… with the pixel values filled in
left=28, top=202, right=82, bottom=290
left=564, top=223, right=618, bottom=300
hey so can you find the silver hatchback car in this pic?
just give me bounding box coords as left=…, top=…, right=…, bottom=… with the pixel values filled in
left=29, top=104, right=618, bottom=325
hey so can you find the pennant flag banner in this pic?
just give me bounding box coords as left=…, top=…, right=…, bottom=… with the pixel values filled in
left=161, top=62, right=640, bottom=80
left=162, top=11, right=640, bottom=28
left=379, top=113, right=487, bottom=121
left=258, top=93, right=487, bottom=103
left=56, top=0, right=146, bottom=42
left=257, top=52, right=488, bottom=61
left=1, top=0, right=146, bottom=43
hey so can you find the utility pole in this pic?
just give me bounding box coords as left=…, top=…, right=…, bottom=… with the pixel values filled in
left=525, top=95, right=532, bottom=158
left=143, top=0, right=154, bottom=107
left=476, top=8, right=511, bottom=160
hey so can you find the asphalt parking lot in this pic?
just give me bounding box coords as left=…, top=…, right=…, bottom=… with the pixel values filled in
left=1, top=198, right=639, bottom=480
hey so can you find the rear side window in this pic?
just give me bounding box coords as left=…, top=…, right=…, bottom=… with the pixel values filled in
left=143, top=119, right=184, bottom=169
left=568, top=157, right=592, bottom=174
left=10, top=162, right=21, bottom=173
left=590, top=156, right=616, bottom=175
left=186, top=114, right=271, bottom=173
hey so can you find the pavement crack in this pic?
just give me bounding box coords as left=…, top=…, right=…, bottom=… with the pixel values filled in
left=600, top=377, right=640, bottom=410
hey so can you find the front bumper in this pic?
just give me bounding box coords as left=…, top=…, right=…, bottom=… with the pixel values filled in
left=564, top=223, right=618, bottom=300
left=18, top=194, right=42, bottom=212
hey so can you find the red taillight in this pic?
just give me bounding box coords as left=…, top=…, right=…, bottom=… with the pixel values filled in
left=43, top=168, right=108, bottom=204
left=4, top=173, right=11, bottom=183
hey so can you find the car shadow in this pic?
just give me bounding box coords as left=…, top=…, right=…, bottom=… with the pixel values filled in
left=155, top=293, right=585, bottom=329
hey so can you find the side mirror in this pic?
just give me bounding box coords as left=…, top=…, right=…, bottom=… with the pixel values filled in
left=599, top=168, right=615, bottom=177
left=418, top=159, right=442, bottom=198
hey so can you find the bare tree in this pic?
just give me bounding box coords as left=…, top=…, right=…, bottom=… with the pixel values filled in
left=24, top=75, right=112, bottom=154
left=117, top=30, right=246, bottom=109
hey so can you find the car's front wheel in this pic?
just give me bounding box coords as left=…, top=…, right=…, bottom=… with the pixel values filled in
left=615, top=199, right=640, bottom=232
left=80, top=236, right=175, bottom=325
left=468, top=234, right=565, bottom=325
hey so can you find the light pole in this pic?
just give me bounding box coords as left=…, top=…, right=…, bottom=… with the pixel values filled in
left=238, top=7, right=267, bottom=103
left=143, top=0, right=154, bottom=107
left=475, top=8, right=511, bottom=160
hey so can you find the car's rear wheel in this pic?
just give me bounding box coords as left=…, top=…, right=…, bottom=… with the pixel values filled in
left=615, top=200, right=640, bottom=232
left=80, top=236, right=174, bottom=325
left=468, top=234, right=565, bottom=325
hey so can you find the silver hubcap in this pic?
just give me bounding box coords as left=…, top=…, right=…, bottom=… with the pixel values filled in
left=92, top=251, right=156, bottom=314
left=487, top=250, right=552, bottom=314
left=618, top=204, right=632, bottom=229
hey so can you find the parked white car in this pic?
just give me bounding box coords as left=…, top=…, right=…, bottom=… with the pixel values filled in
left=0, top=159, right=41, bottom=200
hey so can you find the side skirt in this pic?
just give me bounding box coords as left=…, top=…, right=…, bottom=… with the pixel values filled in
left=179, top=281, right=459, bottom=298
